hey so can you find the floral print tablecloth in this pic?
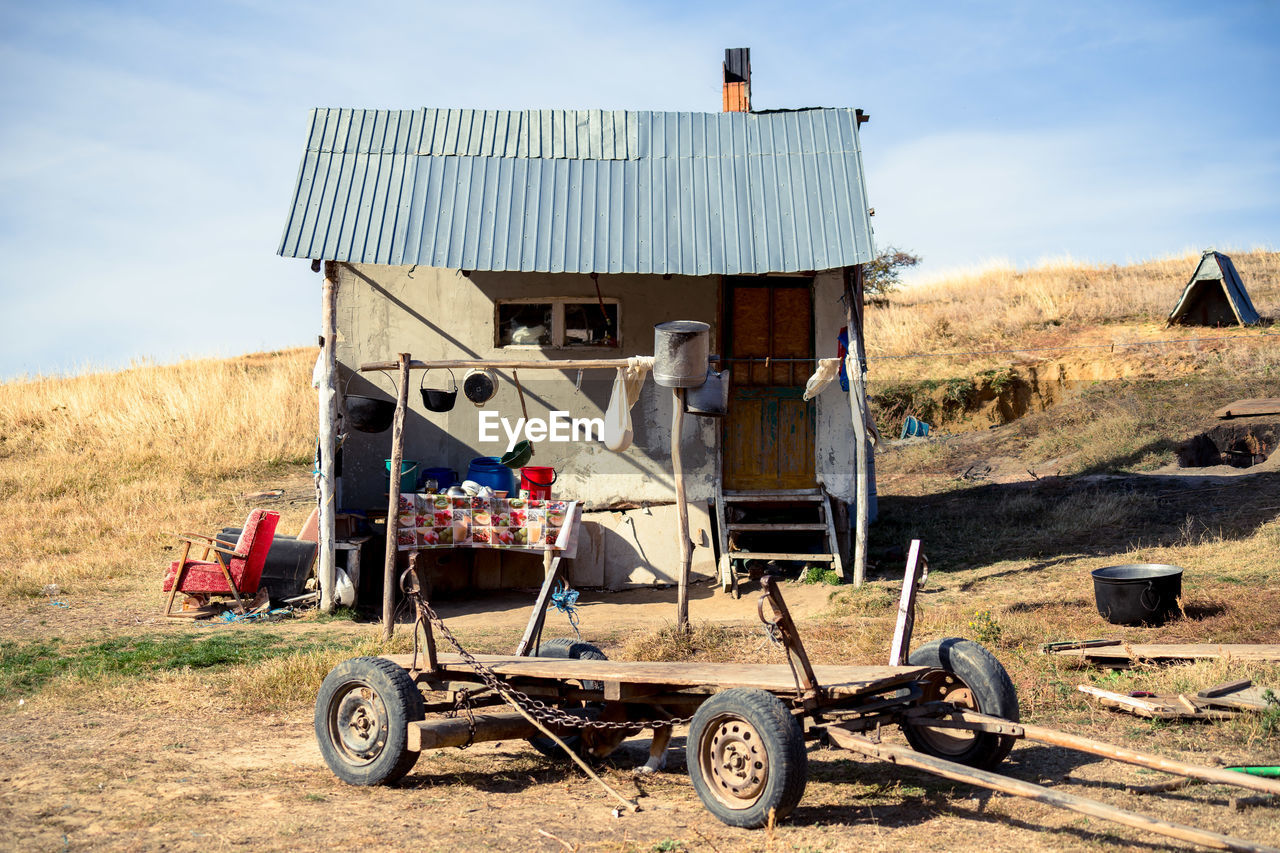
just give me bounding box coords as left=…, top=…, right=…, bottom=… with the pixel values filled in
left=395, top=494, right=579, bottom=551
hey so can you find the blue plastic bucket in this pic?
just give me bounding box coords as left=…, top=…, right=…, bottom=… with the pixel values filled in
left=466, top=457, right=516, bottom=494
left=385, top=459, right=419, bottom=492
left=901, top=416, right=931, bottom=439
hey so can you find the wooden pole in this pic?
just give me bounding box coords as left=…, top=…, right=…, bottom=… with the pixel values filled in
left=317, top=261, right=339, bottom=613
left=952, top=710, right=1280, bottom=798
left=672, top=387, right=692, bottom=632
left=843, top=266, right=869, bottom=587
left=827, top=727, right=1278, bottom=853
left=888, top=539, right=924, bottom=665
left=361, top=357, right=642, bottom=372
left=382, top=352, right=412, bottom=641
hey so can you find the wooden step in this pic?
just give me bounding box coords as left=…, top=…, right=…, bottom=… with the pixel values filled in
left=727, top=523, right=828, bottom=532
left=723, top=490, right=822, bottom=501
left=727, top=552, right=835, bottom=562
left=722, top=493, right=824, bottom=503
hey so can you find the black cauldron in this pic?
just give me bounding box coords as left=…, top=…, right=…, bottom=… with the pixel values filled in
left=1091, top=564, right=1183, bottom=626
left=345, top=394, right=395, bottom=433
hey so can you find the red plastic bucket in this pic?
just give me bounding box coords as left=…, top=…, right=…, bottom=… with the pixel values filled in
left=520, top=466, right=557, bottom=500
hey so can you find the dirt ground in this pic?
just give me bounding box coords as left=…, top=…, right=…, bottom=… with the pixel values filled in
left=4, top=580, right=1280, bottom=853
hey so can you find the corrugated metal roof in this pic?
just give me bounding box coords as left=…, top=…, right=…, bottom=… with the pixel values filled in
left=278, top=108, right=875, bottom=275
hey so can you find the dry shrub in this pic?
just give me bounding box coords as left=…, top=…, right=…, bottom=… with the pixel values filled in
left=0, top=349, right=317, bottom=598
left=621, top=621, right=747, bottom=663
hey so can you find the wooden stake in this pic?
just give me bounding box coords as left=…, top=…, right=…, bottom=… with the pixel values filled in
left=317, top=262, right=340, bottom=612
left=382, top=352, right=412, bottom=641
left=672, top=387, right=692, bottom=632
left=888, top=540, right=925, bottom=665
left=827, top=726, right=1278, bottom=853
left=843, top=266, right=869, bottom=587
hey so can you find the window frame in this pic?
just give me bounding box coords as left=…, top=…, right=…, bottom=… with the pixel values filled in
left=494, top=296, right=621, bottom=350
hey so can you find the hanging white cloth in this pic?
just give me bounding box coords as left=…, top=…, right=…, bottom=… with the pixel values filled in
left=602, top=357, right=653, bottom=452
left=802, top=358, right=841, bottom=400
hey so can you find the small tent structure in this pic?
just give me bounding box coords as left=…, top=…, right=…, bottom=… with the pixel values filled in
left=1167, top=250, right=1260, bottom=327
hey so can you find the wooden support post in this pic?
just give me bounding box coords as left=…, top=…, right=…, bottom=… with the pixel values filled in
left=888, top=540, right=926, bottom=665
left=317, top=261, right=340, bottom=612
left=672, top=387, right=692, bottom=632
left=826, top=726, right=1278, bottom=853
left=515, top=550, right=564, bottom=656
left=843, top=266, right=869, bottom=587
left=407, top=713, right=540, bottom=751
left=381, top=352, right=412, bottom=642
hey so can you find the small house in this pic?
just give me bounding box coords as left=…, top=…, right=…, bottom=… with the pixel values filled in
left=277, top=49, right=877, bottom=599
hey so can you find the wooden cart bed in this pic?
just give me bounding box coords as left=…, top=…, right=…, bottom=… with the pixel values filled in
left=383, top=653, right=927, bottom=698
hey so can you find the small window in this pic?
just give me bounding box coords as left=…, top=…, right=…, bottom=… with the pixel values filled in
left=497, top=303, right=553, bottom=346
left=496, top=298, right=620, bottom=349
left=564, top=302, right=618, bottom=348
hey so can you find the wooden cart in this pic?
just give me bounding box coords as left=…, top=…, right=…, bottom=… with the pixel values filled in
left=314, top=574, right=1280, bottom=852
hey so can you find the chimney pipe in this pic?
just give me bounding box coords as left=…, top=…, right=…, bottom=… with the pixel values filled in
left=723, top=47, right=750, bottom=112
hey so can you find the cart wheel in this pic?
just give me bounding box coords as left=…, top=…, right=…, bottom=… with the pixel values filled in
left=315, top=657, right=425, bottom=786
left=527, top=638, right=607, bottom=759
left=903, top=638, right=1019, bottom=769
left=687, top=688, right=807, bottom=828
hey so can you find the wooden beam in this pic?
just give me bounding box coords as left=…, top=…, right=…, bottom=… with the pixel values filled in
left=672, top=387, right=692, bottom=632
left=515, top=551, right=564, bottom=656
left=407, top=713, right=540, bottom=751
left=951, top=709, right=1280, bottom=798
left=317, top=261, right=340, bottom=613
left=826, top=726, right=1279, bottom=853
left=382, top=352, right=411, bottom=641
left=361, top=357, right=641, bottom=372
left=843, top=266, right=869, bottom=587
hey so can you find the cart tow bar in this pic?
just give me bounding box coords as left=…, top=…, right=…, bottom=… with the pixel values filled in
left=758, top=576, right=823, bottom=710
left=825, top=725, right=1279, bottom=853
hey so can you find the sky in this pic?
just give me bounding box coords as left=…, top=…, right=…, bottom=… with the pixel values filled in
left=0, top=0, right=1277, bottom=379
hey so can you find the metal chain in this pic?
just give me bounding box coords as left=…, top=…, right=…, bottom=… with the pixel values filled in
left=415, top=602, right=695, bottom=733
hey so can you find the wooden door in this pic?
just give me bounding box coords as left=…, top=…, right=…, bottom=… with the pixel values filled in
left=722, top=278, right=816, bottom=490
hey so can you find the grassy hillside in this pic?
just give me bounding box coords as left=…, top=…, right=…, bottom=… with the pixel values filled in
left=0, top=349, right=316, bottom=599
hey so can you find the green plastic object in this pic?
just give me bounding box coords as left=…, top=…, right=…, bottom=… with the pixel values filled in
left=499, top=440, right=534, bottom=469
left=1229, top=766, right=1280, bottom=778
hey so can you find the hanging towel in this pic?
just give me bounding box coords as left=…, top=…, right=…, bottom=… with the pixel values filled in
left=802, top=358, right=842, bottom=400
left=602, top=357, right=653, bottom=452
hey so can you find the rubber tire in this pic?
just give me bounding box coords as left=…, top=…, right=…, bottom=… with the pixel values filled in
left=527, top=638, right=608, bottom=759
left=687, top=688, right=808, bottom=828
left=315, top=656, right=425, bottom=786
left=903, top=638, right=1020, bottom=770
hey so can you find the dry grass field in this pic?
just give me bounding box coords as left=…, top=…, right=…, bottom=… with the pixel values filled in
left=3, top=251, right=1280, bottom=852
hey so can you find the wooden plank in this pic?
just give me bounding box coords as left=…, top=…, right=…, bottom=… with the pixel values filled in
left=1215, top=398, right=1280, bottom=419
left=888, top=540, right=923, bottom=666
left=317, top=262, right=339, bottom=613
left=728, top=552, right=834, bottom=562
left=1054, top=644, right=1280, bottom=663
left=953, top=710, right=1280, bottom=797
left=382, top=653, right=926, bottom=696
left=361, top=358, right=638, bottom=372
left=407, top=713, right=538, bottom=751
left=1200, top=678, right=1254, bottom=698
left=827, top=727, right=1280, bottom=853
left=722, top=492, right=824, bottom=502
left=727, top=523, right=828, bottom=531
left=822, top=494, right=846, bottom=581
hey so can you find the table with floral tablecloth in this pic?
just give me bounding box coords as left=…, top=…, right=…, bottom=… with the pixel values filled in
left=394, top=494, right=580, bottom=555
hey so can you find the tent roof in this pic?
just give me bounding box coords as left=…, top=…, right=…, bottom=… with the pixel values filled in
left=1166, top=251, right=1260, bottom=326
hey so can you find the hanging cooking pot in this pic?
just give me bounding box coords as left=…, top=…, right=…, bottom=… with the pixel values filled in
left=343, top=373, right=396, bottom=433
left=684, top=369, right=731, bottom=417
left=463, top=368, right=500, bottom=406
left=420, top=368, right=458, bottom=413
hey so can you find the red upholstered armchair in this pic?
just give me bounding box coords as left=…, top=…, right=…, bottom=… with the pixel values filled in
left=162, top=509, right=280, bottom=617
